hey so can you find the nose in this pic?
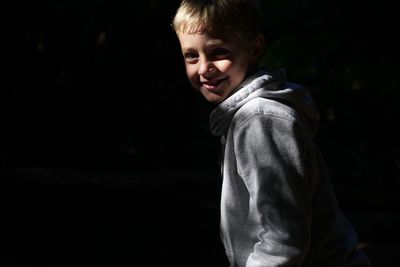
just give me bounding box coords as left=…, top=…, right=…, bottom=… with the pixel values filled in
left=198, top=57, right=215, bottom=76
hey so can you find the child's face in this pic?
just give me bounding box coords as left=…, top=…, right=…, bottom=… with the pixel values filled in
left=177, top=31, right=256, bottom=103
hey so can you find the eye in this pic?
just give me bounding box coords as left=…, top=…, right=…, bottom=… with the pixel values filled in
left=212, top=48, right=229, bottom=59
left=183, top=52, right=198, bottom=63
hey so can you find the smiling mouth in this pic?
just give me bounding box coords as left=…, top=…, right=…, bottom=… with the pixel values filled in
left=201, top=78, right=227, bottom=90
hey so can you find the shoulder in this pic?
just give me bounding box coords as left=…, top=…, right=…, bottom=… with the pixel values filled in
left=230, top=97, right=312, bottom=159
left=231, top=97, right=300, bottom=131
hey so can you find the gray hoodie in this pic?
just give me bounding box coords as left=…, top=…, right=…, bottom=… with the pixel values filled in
left=209, top=70, right=371, bottom=267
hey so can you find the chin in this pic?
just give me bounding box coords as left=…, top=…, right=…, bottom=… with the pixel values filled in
left=201, top=92, right=226, bottom=104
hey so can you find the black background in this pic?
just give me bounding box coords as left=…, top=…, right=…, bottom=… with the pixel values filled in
left=2, top=0, right=400, bottom=266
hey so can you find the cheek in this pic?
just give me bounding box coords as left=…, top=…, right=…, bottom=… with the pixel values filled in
left=221, top=58, right=250, bottom=83
left=185, top=65, right=199, bottom=84
left=215, top=60, right=233, bottom=73
left=231, top=59, right=251, bottom=80
left=217, top=58, right=249, bottom=75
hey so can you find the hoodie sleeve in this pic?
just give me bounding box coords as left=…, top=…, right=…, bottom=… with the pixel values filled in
left=234, top=108, right=313, bottom=267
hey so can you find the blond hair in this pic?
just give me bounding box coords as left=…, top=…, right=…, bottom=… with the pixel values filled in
left=172, top=0, right=262, bottom=40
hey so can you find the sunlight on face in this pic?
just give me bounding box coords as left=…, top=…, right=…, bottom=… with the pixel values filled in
left=177, top=31, right=254, bottom=103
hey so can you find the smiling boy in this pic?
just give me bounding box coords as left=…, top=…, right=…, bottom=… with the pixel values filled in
left=178, top=30, right=264, bottom=103
left=172, top=0, right=371, bottom=266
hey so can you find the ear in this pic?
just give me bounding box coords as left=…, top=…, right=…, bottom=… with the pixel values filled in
left=250, top=34, right=265, bottom=64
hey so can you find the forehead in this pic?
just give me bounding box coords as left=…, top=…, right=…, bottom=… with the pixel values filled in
left=177, top=31, right=247, bottom=50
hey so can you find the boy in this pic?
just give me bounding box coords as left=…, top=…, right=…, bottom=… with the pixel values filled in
left=172, top=0, right=372, bottom=266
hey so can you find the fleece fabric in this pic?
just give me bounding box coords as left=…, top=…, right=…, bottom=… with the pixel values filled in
left=209, top=69, right=371, bottom=267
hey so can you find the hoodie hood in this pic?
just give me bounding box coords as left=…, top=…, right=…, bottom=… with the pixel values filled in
left=209, top=69, right=320, bottom=136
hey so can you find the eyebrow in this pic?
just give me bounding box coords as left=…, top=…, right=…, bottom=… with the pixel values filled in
left=180, top=38, right=227, bottom=53
left=206, top=39, right=225, bottom=46
left=181, top=47, right=196, bottom=53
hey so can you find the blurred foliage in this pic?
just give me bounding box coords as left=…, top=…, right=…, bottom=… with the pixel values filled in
left=3, top=0, right=399, bottom=184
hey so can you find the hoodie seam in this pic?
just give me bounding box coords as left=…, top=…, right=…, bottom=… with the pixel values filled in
left=233, top=100, right=298, bottom=134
